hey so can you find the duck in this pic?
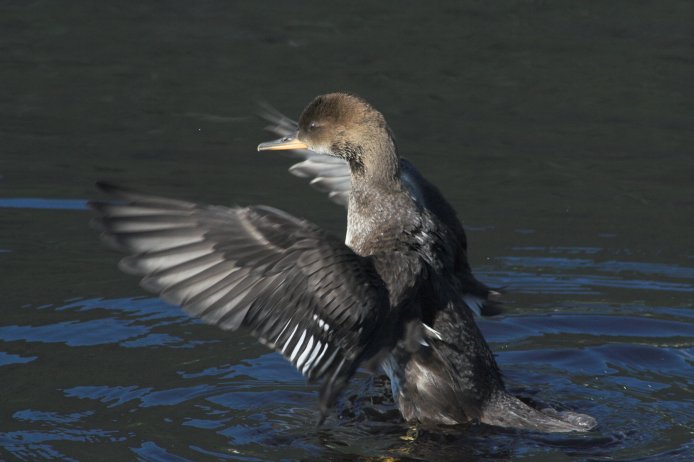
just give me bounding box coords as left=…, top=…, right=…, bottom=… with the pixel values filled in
left=258, top=103, right=502, bottom=317
left=90, top=92, right=596, bottom=432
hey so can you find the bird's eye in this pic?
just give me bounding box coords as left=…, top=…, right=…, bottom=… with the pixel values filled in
left=309, top=122, right=318, bottom=131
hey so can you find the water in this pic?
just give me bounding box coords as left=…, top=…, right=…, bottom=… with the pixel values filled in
left=1, top=1, right=693, bottom=460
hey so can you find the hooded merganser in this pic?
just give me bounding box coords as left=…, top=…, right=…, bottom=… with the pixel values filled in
left=91, top=93, right=596, bottom=432
left=259, top=104, right=502, bottom=318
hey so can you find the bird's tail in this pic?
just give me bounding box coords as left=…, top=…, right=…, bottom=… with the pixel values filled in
left=480, top=391, right=597, bottom=433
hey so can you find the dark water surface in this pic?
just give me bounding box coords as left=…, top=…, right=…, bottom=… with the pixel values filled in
left=1, top=1, right=692, bottom=461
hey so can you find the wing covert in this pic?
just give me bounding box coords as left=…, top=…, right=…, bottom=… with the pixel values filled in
left=90, top=182, right=392, bottom=413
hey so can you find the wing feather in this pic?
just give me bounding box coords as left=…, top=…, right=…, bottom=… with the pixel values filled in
left=90, top=182, right=392, bottom=416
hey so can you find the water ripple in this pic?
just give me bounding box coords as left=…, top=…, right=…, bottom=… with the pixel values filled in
left=0, top=198, right=87, bottom=210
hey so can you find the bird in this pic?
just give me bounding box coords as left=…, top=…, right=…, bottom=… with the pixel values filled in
left=258, top=103, right=502, bottom=317
left=90, top=92, right=596, bottom=432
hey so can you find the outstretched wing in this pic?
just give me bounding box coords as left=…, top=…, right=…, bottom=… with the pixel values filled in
left=259, top=107, right=501, bottom=316
left=89, top=182, right=391, bottom=417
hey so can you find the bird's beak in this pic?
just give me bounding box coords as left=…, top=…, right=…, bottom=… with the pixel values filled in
left=257, top=133, right=308, bottom=151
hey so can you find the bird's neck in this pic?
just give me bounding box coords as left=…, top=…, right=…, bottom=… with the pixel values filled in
left=350, top=135, right=401, bottom=196
left=346, top=137, right=414, bottom=254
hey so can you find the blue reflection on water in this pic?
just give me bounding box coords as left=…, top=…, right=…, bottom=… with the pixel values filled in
left=0, top=198, right=88, bottom=210
left=0, top=351, right=37, bottom=366
left=132, top=442, right=192, bottom=462
left=13, top=410, right=93, bottom=424
left=1, top=251, right=692, bottom=461
left=0, top=297, right=211, bottom=360
left=499, top=256, right=694, bottom=280
left=483, top=257, right=694, bottom=294
left=64, top=384, right=224, bottom=408
left=0, top=319, right=149, bottom=346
